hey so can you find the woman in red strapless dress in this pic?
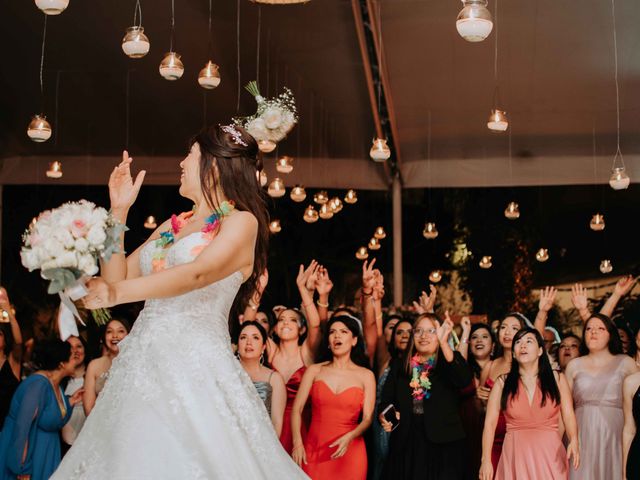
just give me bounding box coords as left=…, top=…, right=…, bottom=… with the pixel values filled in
left=291, top=315, right=376, bottom=480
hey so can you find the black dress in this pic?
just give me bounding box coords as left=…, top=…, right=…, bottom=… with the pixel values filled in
left=627, top=384, right=640, bottom=479
left=381, top=352, right=473, bottom=480
left=0, top=359, right=19, bottom=430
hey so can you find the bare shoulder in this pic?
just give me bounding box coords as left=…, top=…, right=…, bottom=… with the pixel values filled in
left=307, top=362, right=329, bottom=375
left=225, top=210, right=258, bottom=230
left=620, top=354, right=639, bottom=374
left=624, top=371, right=640, bottom=393
left=358, top=366, right=376, bottom=383
left=86, top=356, right=108, bottom=375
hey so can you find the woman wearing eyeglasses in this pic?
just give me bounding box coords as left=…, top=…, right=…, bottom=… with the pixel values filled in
left=378, top=313, right=473, bottom=479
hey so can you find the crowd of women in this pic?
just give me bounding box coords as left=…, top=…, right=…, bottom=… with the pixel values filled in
left=0, top=266, right=639, bottom=479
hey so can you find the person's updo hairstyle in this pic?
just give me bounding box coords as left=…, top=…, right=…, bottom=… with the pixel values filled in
left=33, top=339, right=72, bottom=371
left=190, top=124, right=269, bottom=326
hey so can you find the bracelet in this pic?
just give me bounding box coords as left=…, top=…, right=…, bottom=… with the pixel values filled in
left=317, top=300, right=329, bottom=308
left=461, top=338, right=469, bottom=344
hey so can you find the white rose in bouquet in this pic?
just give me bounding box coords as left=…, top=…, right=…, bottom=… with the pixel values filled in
left=87, top=225, right=107, bottom=247
left=20, top=249, right=40, bottom=271
left=54, top=228, right=75, bottom=249
left=43, top=237, right=65, bottom=259
left=78, top=253, right=99, bottom=276
left=263, top=107, right=283, bottom=130
left=74, top=237, right=89, bottom=253
left=56, top=251, right=78, bottom=269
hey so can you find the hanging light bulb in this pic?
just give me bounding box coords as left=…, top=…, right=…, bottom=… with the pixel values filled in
left=303, top=205, right=319, bottom=223
left=344, top=189, right=358, bottom=204
left=267, top=178, right=285, bottom=198
left=504, top=201, right=520, bottom=219
left=27, top=115, right=52, bottom=142
left=368, top=237, right=381, bottom=251
left=45, top=161, right=62, bottom=179
left=355, top=246, right=369, bottom=260
left=370, top=138, right=391, bottom=162
left=196, top=61, right=219, bottom=89
left=535, top=248, right=549, bottom=263
left=589, top=213, right=605, bottom=231
left=313, top=191, right=329, bottom=205
left=290, top=185, right=306, bottom=202
left=428, top=270, right=442, bottom=283
left=422, top=222, right=439, bottom=239
left=269, top=219, right=282, bottom=233
left=258, top=139, right=277, bottom=153
left=374, top=226, right=387, bottom=239
left=479, top=255, right=493, bottom=269
left=599, top=259, right=613, bottom=274
left=35, top=0, right=69, bottom=15
left=122, top=26, right=150, bottom=58
left=276, top=156, right=294, bottom=173
left=159, top=52, right=184, bottom=80
left=143, top=215, right=157, bottom=229
left=609, top=167, right=630, bottom=190
left=319, top=203, right=334, bottom=220
left=487, top=109, right=509, bottom=132
left=456, top=0, right=493, bottom=42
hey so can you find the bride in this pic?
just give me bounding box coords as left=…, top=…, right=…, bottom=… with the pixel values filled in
left=52, top=125, right=308, bottom=479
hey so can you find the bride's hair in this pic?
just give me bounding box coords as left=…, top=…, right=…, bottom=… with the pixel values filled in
left=190, top=124, right=269, bottom=325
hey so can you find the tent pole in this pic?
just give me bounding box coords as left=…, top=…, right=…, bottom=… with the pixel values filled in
left=392, top=173, right=402, bottom=306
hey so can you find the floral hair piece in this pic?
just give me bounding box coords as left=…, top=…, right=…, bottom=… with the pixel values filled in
left=220, top=124, right=248, bottom=147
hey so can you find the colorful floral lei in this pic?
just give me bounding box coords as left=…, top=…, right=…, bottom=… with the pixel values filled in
left=409, top=354, right=436, bottom=401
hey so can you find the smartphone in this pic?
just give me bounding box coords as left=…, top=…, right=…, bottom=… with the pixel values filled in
left=381, top=404, right=400, bottom=431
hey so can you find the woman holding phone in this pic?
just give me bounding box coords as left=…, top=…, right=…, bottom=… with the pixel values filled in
left=379, top=313, right=473, bottom=479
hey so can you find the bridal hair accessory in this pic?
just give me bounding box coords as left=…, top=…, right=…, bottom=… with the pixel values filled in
left=220, top=125, right=248, bottom=147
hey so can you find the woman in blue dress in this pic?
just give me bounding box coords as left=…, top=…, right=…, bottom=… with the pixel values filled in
left=0, top=339, right=84, bottom=480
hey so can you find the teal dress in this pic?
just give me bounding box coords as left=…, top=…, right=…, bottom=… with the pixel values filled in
left=0, top=374, right=71, bottom=480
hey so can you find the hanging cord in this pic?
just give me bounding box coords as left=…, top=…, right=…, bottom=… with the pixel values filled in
left=39, top=14, right=47, bottom=114
left=169, top=0, right=176, bottom=52
left=256, top=6, right=261, bottom=85
left=610, top=0, right=624, bottom=167
left=508, top=126, right=513, bottom=182
left=133, top=0, right=142, bottom=27
left=427, top=110, right=432, bottom=212
left=207, top=0, right=213, bottom=56
left=492, top=0, right=500, bottom=106
left=236, top=0, right=241, bottom=112
left=376, top=0, right=382, bottom=117
left=125, top=70, right=131, bottom=149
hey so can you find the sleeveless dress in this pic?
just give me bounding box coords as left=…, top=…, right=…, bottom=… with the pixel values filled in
left=253, top=371, right=274, bottom=415
left=570, top=355, right=626, bottom=480
left=495, top=381, right=567, bottom=479
left=485, top=377, right=507, bottom=470
left=302, top=381, right=367, bottom=480
left=371, top=365, right=391, bottom=480
left=278, top=363, right=310, bottom=453
left=626, top=384, right=640, bottom=479
left=51, top=231, right=308, bottom=479
left=0, top=360, right=19, bottom=431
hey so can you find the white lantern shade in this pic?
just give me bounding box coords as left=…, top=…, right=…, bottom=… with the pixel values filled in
left=303, top=205, right=319, bottom=223
left=290, top=185, right=306, bottom=202
left=535, top=248, right=549, bottom=263
left=479, top=255, right=492, bottom=269
left=355, top=247, right=369, bottom=260
left=423, top=222, right=439, bottom=239
left=370, top=138, right=391, bottom=162
left=122, top=27, right=150, bottom=58
left=428, top=270, right=442, bottom=283
left=144, top=215, right=157, bottom=229
left=487, top=109, right=508, bottom=132
left=589, top=214, right=605, bottom=231
left=456, top=0, right=493, bottom=42
left=276, top=156, right=294, bottom=173
left=27, top=115, right=52, bottom=142
left=329, top=197, right=343, bottom=213
left=258, top=140, right=277, bottom=153
left=159, top=52, right=184, bottom=80
left=368, top=237, right=381, bottom=251
left=319, top=204, right=334, bottom=220
left=269, top=219, right=282, bottom=233
left=198, top=61, right=221, bottom=89
left=504, top=201, right=520, bottom=219
left=599, top=259, right=613, bottom=274
left=35, top=0, right=69, bottom=15
left=609, top=167, right=630, bottom=190
left=267, top=178, right=286, bottom=198
left=313, top=191, right=329, bottom=205
left=46, top=161, right=62, bottom=179
left=374, top=226, right=386, bottom=239
left=344, top=189, right=358, bottom=204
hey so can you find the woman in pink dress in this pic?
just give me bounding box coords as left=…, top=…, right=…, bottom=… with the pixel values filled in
left=480, top=328, right=579, bottom=480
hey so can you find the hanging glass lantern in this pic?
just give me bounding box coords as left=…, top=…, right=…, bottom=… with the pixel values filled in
left=487, top=109, right=509, bottom=132
left=27, top=115, right=52, bottom=142
left=269, top=219, right=282, bottom=233
left=374, top=226, right=387, bottom=239
left=198, top=61, right=221, bottom=89
left=329, top=197, right=343, bottom=213
left=423, top=222, right=439, bottom=239
left=303, top=205, right=319, bottom=223
left=35, top=0, right=69, bottom=15
left=504, top=201, right=520, bottom=219
left=479, top=255, right=492, bottom=269
left=257, top=170, right=268, bottom=187
left=368, top=237, right=381, bottom=251
left=344, top=189, right=358, bottom=204
left=609, top=167, right=630, bottom=190
left=144, top=215, right=157, bottom=229
left=319, top=203, right=334, bottom=220
left=122, top=26, right=150, bottom=58
left=314, top=190, right=329, bottom=205
left=45, top=161, right=62, bottom=179
left=428, top=270, right=442, bottom=283
left=370, top=138, right=391, bottom=162
left=159, top=52, right=184, bottom=80
left=599, top=259, right=613, bottom=274
left=456, top=0, right=493, bottom=42
left=535, top=248, right=549, bottom=263
left=589, top=214, right=605, bottom=231
left=355, top=246, right=369, bottom=260
left=276, top=156, right=294, bottom=173
left=267, top=178, right=285, bottom=198
left=289, top=185, right=306, bottom=202
left=258, top=139, right=277, bottom=153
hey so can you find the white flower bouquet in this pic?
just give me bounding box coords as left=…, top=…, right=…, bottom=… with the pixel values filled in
left=20, top=200, right=127, bottom=325
left=234, top=81, right=298, bottom=146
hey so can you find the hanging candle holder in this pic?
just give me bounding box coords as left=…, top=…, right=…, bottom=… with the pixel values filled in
left=313, top=190, right=329, bottom=205
left=45, top=161, right=62, bottom=178
left=303, top=205, right=319, bottom=223
left=159, top=52, right=184, bottom=80
left=269, top=219, right=282, bottom=233
left=35, top=0, right=69, bottom=15
left=329, top=197, right=343, bottom=213
left=374, top=226, right=386, bottom=239
left=198, top=61, right=221, bottom=89
left=423, top=222, right=439, bottom=239
left=258, top=139, right=277, bottom=153
left=368, top=237, right=381, bottom=251
left=504, top=201, right=520, bottom=219
left=27, top=115, right=52, bottom=143
left=535, top=248, right=549, bottom=263
left=122, top=2, right=150, bottom=59
left=609, top=166, right=630, bottom=190
left=276, top=156, right=294, bottom=173
left=599, top=259, right=613, bottom=274
left=370, top=138, right=391, bottom=162
left=267, top=178, right=285, bottom=198
left=487, top=109, right=508, bottom=132
left=589, top=214, right=605, bottom=231
left=344, top=189, right=358, bottom=204
left=290, top=185, right=306, bottom=202
left=355, top=246, right=369, bottom=260
left=428, top=270, right=442, bottom=283
left=479, top=255, right=492, bottom=269
left=257, top=170, right=268, bottom=187
left=319, top=203, right=334, bottom=220
left=456, top=0, right=493, bottom=42
left=144, top=215, right=157, bottom=229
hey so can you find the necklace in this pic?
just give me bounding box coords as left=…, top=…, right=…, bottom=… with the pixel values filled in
left=409, top=354, right=436, bottom=401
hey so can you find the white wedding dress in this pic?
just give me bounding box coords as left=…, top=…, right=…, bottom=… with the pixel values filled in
left=52, top=232, right=308, bottom=480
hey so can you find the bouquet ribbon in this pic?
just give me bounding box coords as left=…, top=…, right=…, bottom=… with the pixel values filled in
left=57, top=279, right=88, bottom=340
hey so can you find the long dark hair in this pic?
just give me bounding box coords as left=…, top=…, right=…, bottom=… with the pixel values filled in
left=501, top=328, right=560, bottom=410
left=190, top=124, right=268, bottom=327
left=493, top=313, right=529, bottom=358
left=236, top=320, right=271, bottom=368
left=388, top=319, right=413, bottom=360
left=468, top=323, right=495, bottom=379
left=580, top=313, right=622, bottom=356
left=402, top=313, right=441, bottom=375
left=320, top=315, right=369, bottom=368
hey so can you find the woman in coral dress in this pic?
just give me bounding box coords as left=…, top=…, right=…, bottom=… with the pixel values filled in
left=291, top=315, right=375, bottom=479
left=480, top=328, right=579, bottom=480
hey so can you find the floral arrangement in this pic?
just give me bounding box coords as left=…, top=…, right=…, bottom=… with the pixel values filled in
left=20, top=200, right=127, bottom=324
left=234, top=81, right=298, bottom=145
left=409, top=354, right=436, bottom=400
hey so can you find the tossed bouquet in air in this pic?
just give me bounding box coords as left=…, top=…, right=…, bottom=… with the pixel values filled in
left=20, top=200, right=126, bottom=325
left=234, top=80, right=298, bottom=152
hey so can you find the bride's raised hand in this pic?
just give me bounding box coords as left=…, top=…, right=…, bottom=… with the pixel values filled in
left=82, top=277, right=117, bottom=309
left=109, top=150, right=146, bottom=212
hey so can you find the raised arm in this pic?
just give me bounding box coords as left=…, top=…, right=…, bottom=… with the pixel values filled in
left=601, top=275, right=637, bottom=318
left=298, top=261, right=321, bottom=363
left=534, top=286, right=557, bottom=336
left=314, top=266, right=333, bottom=325
left=360, top=259, right=377, bottom=365
left=1, top=288, right=22, bottom=378
left=242, top=269, right=268, bottom=323
left=571, top=284, right=591, bottom=322
left=457, top=316, right=471, bottom=360
left=412, top=285, right=437, bottom=314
